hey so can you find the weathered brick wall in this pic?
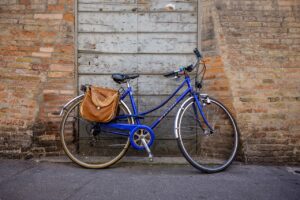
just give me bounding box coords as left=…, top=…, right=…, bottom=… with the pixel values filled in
left=200, top=0, right=245, bottom=161
left=204, top=0, right=300, bottom=164
left=0, top=0, right=75, bottom=158
left=0, top=0, right=299, bottom=164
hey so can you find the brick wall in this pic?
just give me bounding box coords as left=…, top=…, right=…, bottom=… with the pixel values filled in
left=0, top=0, right=75, bottom=158
left=0, top=0, right=299, bottom=164
left=204, top=0, right=300, bottom=164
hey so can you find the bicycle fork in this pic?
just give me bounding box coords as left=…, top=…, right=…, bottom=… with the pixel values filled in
left=193, top=93, right=214, bottom=133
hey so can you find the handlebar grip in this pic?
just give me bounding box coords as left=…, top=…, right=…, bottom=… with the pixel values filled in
left=163, top=71, right=176, bottom=78
left=193, top=48, right=202, bottom=58
left=185, top=64, right=193, bottom=72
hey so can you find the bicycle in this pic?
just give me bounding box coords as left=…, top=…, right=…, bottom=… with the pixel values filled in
left=59, top=48, right=239, bottom=173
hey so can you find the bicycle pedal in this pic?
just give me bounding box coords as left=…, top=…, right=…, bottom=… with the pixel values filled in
left=204, top=129, right=214, bottom=135
left=149, top=156, right=153, bottom=162
left=148, top=152, right=154, bottom=162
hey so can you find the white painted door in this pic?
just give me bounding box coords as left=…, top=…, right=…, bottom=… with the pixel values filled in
left=77, top=0, right=199, bottom=154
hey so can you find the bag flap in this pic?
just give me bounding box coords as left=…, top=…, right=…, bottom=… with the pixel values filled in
left=90, top=86, right=118, bottom=107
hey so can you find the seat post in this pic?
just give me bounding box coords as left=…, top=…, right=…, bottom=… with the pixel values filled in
left=126, top=81, right=131, bottom=89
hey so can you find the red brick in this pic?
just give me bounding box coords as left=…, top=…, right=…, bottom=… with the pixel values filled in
left=48, top=71, right=73, bottom=78
left=49, top=64, right=73, bottom=72
left=48, top=5, right=64, bottom=11
left=39, top=47, right=54, bottom=53
left=63, top=13, right=74, bottom=22
left=32, top=52, right=51, bottom=58
left=40, top=31, right=56, bottom=37
left=34, top=14, right=63, bottom=20
left=20, top=0, right=30, bottom=5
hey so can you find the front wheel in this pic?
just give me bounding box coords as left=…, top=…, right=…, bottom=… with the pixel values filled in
left=176, top=97, right=239, bottom=173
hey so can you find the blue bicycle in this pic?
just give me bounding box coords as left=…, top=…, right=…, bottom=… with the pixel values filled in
left=60, top=48, right=239, bottom=173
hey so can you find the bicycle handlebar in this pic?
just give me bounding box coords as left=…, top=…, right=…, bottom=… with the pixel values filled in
left=193, top=48, right=202, bottom=59
left=163, top=48, right=202, bottom=78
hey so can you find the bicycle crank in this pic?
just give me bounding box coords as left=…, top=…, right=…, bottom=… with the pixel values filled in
left=129, top=126, right=155, bottom=161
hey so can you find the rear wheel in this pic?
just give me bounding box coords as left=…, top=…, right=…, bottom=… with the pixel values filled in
left=176, top=97, right=239, bottom=173
left=60, top=96, right=133, bottom=168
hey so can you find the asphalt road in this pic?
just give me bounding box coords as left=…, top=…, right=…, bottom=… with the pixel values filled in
left=0, top=159, right=299, bottom=200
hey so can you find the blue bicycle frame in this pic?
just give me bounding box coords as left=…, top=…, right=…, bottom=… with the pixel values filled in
left=98, top=74, right=213, bottom=150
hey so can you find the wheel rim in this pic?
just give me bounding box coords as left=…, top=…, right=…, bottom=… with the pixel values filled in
left=178, top=98, right=238, bottom=172
left=60, top=98, right=133, bottom=168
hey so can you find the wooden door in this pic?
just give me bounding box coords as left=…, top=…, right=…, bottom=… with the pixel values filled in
left=77, top=0, right=199, bottom=155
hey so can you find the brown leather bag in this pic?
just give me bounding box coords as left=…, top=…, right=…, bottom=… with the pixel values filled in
left=80, top=86, right=120, bottom=123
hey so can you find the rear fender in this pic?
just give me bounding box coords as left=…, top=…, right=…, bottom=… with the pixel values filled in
left=59, top=94, right=85, bottom=116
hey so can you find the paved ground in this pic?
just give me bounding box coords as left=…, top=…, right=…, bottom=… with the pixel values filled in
left=0, top=159, right=299, bottom=200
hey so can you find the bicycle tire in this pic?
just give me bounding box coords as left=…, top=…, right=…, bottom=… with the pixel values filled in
left=175, top=97, right=239, bottom=173
left=60, top=96, right=134, bottom=169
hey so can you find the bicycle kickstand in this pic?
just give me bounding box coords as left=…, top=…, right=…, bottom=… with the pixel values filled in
left=141, top=137, right=153, bottom=162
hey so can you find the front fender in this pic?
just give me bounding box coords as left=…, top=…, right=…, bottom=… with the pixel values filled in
left=174, top=96, right=194, bottom=139
left=174, top=94, right=213, bottom=138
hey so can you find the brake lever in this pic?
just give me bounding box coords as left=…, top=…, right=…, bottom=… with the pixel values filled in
left=171, top=71, right=184, bottom=80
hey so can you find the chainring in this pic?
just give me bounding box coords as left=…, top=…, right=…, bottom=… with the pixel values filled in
left=129, top=127, right=155, bottom=150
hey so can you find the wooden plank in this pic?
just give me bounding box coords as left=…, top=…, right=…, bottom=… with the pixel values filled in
left=78, top=12, right=196, bottom=33
left=138, top=95, right=188, bottom=117
left=78, top=54, right=138, bottom=74
left=78, top=74, right=190, bottom=95
left=78, top=0, right=197, bottom=12
left=78, top=12, right=137, bottom=32
left=78, top=53, right=195, bottom=74
left=78, top=75, right=182, bottom=95
left=78, top=33, right=197, bottom=53
left=78, top=0, right=137, bottom=12
left=79, top=0, right=136, bottom=2
left=138, top=33, right=196, bottom=53
left=137, top=75, right=184, bottom=95
left=78, top=75, right=138, bottom=91
left=77, top=33, right=138, bottom=53
left=137, top=54, right=195, bottom=73
left=138, top=0, right=197, bottom=12
left=137, top=12, right=197, bottom=32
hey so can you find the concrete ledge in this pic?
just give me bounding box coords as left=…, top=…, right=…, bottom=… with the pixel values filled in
left=35, top=156, right=190, bottom=165
left=35, top=156, right=246, bottom=166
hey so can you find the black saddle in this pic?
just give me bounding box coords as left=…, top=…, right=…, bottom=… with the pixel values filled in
left=112, top=73, right=139, bottom=84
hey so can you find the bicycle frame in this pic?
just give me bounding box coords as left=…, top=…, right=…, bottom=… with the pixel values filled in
left=98, top=74, right=213, bottom=139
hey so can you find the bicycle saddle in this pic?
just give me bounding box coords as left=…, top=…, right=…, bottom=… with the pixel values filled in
left=112, top=73, right=139, bottom=84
